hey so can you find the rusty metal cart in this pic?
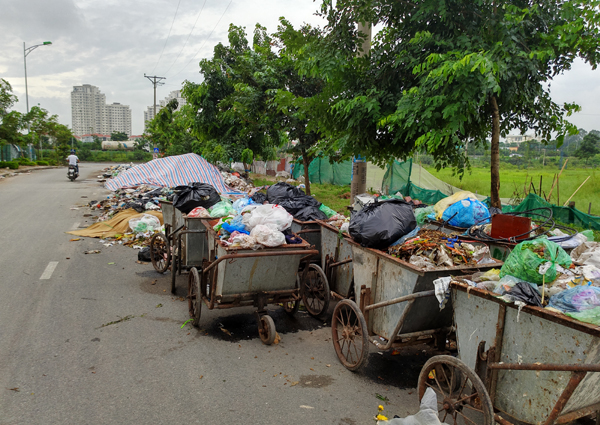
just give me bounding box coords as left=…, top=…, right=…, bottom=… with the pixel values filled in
left=187, top=219, right=319, bottom=345
left=331, top=238, right=502, bottom=371
left=417, top=281, right=600, bottom=425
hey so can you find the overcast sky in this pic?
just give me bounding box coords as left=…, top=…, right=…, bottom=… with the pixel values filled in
left=1, top=0, right=599, bottom=136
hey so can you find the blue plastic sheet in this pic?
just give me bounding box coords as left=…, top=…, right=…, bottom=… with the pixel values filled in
left=547, top=285, right=600, bottom=313
left=442, top=198, right=490, bottom=228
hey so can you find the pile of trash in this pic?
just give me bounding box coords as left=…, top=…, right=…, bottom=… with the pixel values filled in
left=221, top=171, right=253, bottom=192
left=90, top=185, right=175, bottom=221
left=448, top=236, right=600, bottom=326
left=97, top=163, right=134, bottom=182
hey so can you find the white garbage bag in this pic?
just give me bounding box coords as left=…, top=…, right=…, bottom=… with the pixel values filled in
left=378, top=388, right=448, bottom=425
left=243, top=204, right=293, bottom=231
left=250, top=224, right=286, bottom=247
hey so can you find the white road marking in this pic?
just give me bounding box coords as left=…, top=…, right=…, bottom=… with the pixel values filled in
left=71, top=222, right=80, bottom=230
left=40, top=262, right=59, bottom=280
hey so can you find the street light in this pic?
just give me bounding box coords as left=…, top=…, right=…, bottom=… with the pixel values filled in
left=23, top=41, right=52, bottom=159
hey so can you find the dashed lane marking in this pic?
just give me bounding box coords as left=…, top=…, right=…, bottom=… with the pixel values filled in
left=40, top=262, right=59, bottom=280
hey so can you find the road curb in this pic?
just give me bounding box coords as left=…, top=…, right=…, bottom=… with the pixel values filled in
left=0, top=166, right=60, bottom=178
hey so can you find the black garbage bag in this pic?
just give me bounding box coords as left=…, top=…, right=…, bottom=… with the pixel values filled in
left=127, top=201, right=145, bottom=213
left=172, top=182, right=221, bottom=214
left=266, top=182, right=306, bottom=204
left=278, top=196, right=321, bottom=216
left=507, top=282, right=542, bottom=307
left=349, top=199, right=417, bottom=249
left=294, top=206, right=328, bottom=222
left=138, top=247, right=152, bottom=262
left=251, top=192, right=267, bottom=204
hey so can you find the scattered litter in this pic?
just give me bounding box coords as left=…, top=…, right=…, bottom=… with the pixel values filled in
left=84, top=250, right=101, bottom=254
left=70, top=238, right=81, bottom=242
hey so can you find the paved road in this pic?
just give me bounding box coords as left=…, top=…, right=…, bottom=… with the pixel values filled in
left=0, top=164, right=423, bottom=425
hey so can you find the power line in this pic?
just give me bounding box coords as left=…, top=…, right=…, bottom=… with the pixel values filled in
left=169, top=0, right=233, bottom=79
left=151, top=0, right=183, bottom=74
left=162, top=0, right=208, bottom=76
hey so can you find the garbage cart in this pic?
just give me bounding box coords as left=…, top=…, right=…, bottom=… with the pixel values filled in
left=187, top=219, right=319, bottom=345
left=331, top=238, right=502, bottom=371
left=417, top=281, right=600, bottom=425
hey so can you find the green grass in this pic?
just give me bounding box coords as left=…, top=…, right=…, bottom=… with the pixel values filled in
left=425, top=165, right=600, bottom=215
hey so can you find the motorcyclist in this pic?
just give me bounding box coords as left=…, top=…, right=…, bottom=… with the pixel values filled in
left=67, top=150, right=79, bottom=174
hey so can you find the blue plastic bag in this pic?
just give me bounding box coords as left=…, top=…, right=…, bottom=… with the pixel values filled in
left=547, top=285, right=600, bottom=313
left=221, top=221, right=249, bottom=235
left=232, top=197, right=255, bottom=214
left=442, top=198, right=490, bottom=228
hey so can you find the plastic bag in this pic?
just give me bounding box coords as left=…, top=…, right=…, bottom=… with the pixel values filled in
left=441, top=198, right=490, bottom=228
left=188, top=206, right=211, bottom=218
left=581, top=229, right=595, bottom=242
left=243, top=204, right=293, bottom=231
left=319, top=204, right=337, bottom=218
left=232, top=197, right=255, bottom=214
left=172, top=182, right=221, bottom=213
left=390, top=226, right=420, bottom=247
left=129, top=214, right=161, bottom=233
left=506, top=282, right=542, bottom=307
left=570, top=242, right=600, bottom=268
left=433, top=191, right=477, bottom=220
left=566, top=306, right=600, bottom=325
left=250, top=224, right=286, bottom=247
left=229, top=233, right=260, bottom=250
left=377, top=387, right=444, bottom=425
left=209, top=200, right=235, bottom=217
left=415, top=206, right=435, bottom=226
left=500, top=238, right=572, bottom=284
left=349, top=199, right=417, bottom=249
left=294, top=206, right=328, bottom=222
left=251, top=192, right=267, bottom=204
left=278, top=196, right=321, bottom=216
left=266, top=182, right=306, bottom=203
left=221, top=221, right=249, bottom=235
left=547, top=285, right=600, bottom=313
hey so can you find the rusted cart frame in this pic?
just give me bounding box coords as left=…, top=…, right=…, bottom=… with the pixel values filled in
left=417, top=282, right=600, bottom=425
left=187, top=219, right=319, bottom=345
left=150, top=200, right=186, bottom=274
left=331, top=238, right=502, bottom=371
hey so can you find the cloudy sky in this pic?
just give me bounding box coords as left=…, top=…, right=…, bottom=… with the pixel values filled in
left=1, top=0, right=599, bottom=136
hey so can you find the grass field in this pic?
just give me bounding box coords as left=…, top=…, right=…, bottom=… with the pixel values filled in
left=424, top=165, right=600, bottom=215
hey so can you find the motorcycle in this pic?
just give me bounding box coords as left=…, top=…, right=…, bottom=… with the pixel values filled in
left=67, top=165, right=79, bottom=181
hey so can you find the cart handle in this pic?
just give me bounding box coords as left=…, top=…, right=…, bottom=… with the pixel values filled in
left=296, top=229, right=320, bottom=235
left=202, top=249, right=319, bottom=274
left=488, top=363, right=600, bottom=372
left=364, top=290, right=435, bottom=312
left=329, top=258, right=353, bottom=269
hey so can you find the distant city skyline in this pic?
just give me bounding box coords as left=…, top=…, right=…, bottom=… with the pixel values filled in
left=70, top=84, right=131, bottom=137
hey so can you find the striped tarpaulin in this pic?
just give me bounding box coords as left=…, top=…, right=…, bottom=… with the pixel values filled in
left=104, top=153, right=241, bottom=194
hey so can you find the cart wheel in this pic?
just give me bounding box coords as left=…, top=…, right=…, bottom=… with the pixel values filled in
left=331, top=299, right=369, bottom=371
left=150, top=232, right=170, bottom=274
left=301, top=264, right=330, bottom=318
left=418, top=355, right=494, bottom=425
left=188, top=267, right=202, bottom=327
left=283, top=275, right=301, bottom=316
left=258, top=315, right=276, bottom=345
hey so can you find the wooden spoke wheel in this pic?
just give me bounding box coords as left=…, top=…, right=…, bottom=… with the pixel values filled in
left=283, top=274, right=301, bottom=316
left=301, top=264, right=330, bottom=318
left=150, top=232, right=170, bottom=274
left=187, top=267, right=202, bottom=328
left=331, top=299, right=369, bottom=371
left=418, top=355, right=494, bottom=425
left=258, top=315, right=276, bottom=345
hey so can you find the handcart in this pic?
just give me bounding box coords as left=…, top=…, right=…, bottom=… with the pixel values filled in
left=331, top=238, right=502, bottom=371
left=300, top=221, right=356, bottom=318
left=187, top=219, right=319, bottom=345
left=149, top=201, right=209, bottom=294
left=417, top=281, right=600, bottom=425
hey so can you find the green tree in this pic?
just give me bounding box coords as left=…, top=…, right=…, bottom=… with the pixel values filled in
left=110, top=131, right=128, bottom=141
left=311, top=0, right=600, bottom=207
left=146, top=99, right=195, bottom=156
left=574, top=133, right=600, bottom=163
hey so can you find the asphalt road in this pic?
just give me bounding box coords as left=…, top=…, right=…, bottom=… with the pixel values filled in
left=0, top=164, right=424, bottom=425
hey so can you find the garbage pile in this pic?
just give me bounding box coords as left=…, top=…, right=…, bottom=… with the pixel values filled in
left=450, top=236, right=600, bottom=326
left=97, top=163, right=134, bottom=182
left=90, top=185, right=175, bottom=221
left=221, top=171, right=253, bottom=192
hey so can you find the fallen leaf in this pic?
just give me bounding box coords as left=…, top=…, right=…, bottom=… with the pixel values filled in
left=8, top=388, right=19, bottom=392
left=310, top=368, right=314, bottom=371
left=220, top=328, right=231, bottom=336
left=156, top=304, right=163, bottom=308
left=311, top=357, right=314, bottom=360
left=326, top=364, right=331, bottom=367
left=136, top=261, right=148, bottom=264
left=163, top=289, right=166, bottom=292
left=273, top=333, right=281, bottom=344
left=254, top=356, right=257, bottom=359
left=70, top=238, right=81, bottom=242
left=151, top=280, right=157, bottom=285
left=300, top=405, right=314, bottom=409
left=199, top=375, right=203, bottom=379
left=290, top=381, right=299, bottom=387
left=107, top=262, right=115, bottom=265
left=66, top=258, right=70, bottom=260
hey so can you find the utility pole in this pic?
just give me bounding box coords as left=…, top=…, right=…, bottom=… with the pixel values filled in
left=350, top=22, right=371, bottom=206
left=144, top=74, right=166, bottom=121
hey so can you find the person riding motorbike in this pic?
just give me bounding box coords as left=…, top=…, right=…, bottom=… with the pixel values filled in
left=67, top=150, right=80, bottom=175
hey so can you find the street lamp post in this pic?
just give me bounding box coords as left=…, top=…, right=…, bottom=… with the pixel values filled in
left=23, top=41, right=52, bottom=159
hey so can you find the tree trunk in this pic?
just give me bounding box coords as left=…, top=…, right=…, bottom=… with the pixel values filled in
left=490, top=96, right=501, bottom=209
left=301, top=149, right=311, bottom=196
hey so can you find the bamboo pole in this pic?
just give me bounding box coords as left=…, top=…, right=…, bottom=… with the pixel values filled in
left=547, top=158, right=568, bottom=201
left=563, top=176, right=591, bottom=207
left=539, top=175, right=542, bottom=195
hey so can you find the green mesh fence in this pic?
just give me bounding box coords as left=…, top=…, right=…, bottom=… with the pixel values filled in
left=503, top=193, right=600, bottom=231
left=292, top=157, right=353, bottom=185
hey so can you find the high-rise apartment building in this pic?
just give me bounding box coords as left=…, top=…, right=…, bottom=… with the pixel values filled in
left=71, top=84, right=132, bottom=137
left=143, top=90, right=187, bottom=129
